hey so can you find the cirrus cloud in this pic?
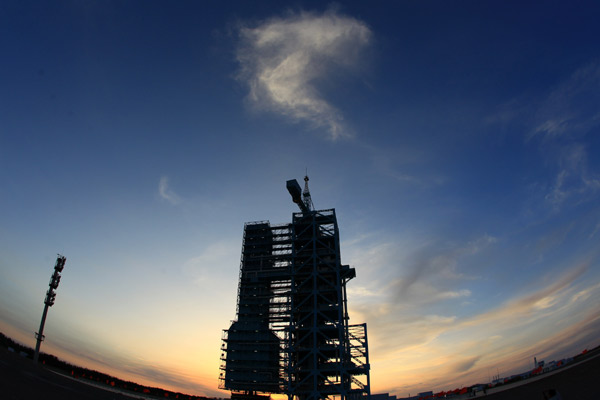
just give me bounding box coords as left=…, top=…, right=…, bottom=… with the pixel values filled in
left=158, top=175, right=182, bottom=205
left=236, top=9, right=372, bottom=140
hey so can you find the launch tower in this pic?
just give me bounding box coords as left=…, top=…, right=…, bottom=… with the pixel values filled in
left=220, top=177, right=370, bottom=400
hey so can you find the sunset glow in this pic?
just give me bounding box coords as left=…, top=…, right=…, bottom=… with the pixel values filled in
left=1, top=1, right=600, bottom=398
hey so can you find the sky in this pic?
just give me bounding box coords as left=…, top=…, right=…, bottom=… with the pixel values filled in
left=1, top=0, right=600, bottom=397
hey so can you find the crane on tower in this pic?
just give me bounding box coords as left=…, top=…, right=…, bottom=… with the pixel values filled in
left=286, top=175, right=314, bottom=213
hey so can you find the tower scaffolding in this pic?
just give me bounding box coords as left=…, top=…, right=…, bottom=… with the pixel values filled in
left=220, top=178, right=370, bottom=400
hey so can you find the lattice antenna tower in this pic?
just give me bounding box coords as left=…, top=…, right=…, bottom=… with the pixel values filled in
left=302, top=174, right=314, bottom=212
left=34, top=254, right=66, bottom=364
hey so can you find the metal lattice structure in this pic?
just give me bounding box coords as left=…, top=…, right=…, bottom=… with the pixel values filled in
left=34, top=254, right=66, bottom=364
left=220, top=178, right=370, bottom=400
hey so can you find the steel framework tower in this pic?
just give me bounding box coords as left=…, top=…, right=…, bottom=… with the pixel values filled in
left=220, top=178, right=370, bottom=400
left=34, top=254, right=66, bottom=364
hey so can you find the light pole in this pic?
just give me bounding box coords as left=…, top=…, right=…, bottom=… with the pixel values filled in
left=33, top=254, right=66, bottom=364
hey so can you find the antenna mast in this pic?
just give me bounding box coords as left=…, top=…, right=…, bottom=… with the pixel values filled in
left=302, top=174, right=314, bottom=211
left=34, top=254, right=66, bottom=364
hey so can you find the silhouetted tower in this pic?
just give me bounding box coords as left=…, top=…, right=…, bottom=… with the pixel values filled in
left=34, top=255, right=66, bottom=364
left=220, top=178, right=370, bottom=400
left=221, top=222, right=284, bottom=396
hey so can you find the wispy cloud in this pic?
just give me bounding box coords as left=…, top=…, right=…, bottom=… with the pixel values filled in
left=158, top=176, right=182, bottom=205
left=182, top=241, right=240, bottom=285
left=118, top=361, right=222, bottom=397
left=530, top=61, right=600, bottom=141
left=451, top=355, right=482, bottom=373
left=392, top=234, right=495, bottom=302
left=236, top=9, right=372, bottom=140
left=516, top=62, right=600, bottom=208
left=459, top=260, right=589, bottom=328
left=345, top=229, right=600, bottom=395
left=345, top=233, right=495, bottom=354
left=490, top=61, right=600, bottom=211
left=545, top=143, right=600, bottom=208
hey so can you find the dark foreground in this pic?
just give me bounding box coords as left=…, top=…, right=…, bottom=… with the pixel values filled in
left=0, top=346, right=137, bottom=400
left=2, top=345, right=599, bottom=400
left=477, top=353, right=600, bottom=400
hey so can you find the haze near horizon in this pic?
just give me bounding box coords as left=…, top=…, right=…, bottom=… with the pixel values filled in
left=1, top=1, right=599, bottom=398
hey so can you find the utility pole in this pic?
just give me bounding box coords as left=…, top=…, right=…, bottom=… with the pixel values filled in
left=33, top=255, right=66, bottom=364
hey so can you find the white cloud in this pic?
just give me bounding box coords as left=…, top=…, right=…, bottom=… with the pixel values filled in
left=486, top=61, right=600, bottom=213
left=158, top=175, right=182, bottom=205
left=545, top=143, right=600, bottom=208
left=438, top=289, right=471, bottom=300
left=530, top=61, right=600, bottom=141
left=343, top=233, right=495, bottom=357
left=458, top=259, right=589, bottom=328
left=391, top=234, right=495, bottom=300
left=236, top=9, right=372, bottom=140
left=366, top=256, right=600, bottom=396
left=589, top=222, right=600, bottom=239
left=182, top=241, right=240, bottom=285
left=346, top=229, right=597, bottom=357
left=532, top=117, right=572, bottom=138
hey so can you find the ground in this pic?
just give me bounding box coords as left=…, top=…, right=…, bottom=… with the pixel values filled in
left=1, top=345, right=599, bottom=400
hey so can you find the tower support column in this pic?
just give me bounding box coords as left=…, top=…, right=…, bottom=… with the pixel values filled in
left=33, top=303, right=50, bottom=364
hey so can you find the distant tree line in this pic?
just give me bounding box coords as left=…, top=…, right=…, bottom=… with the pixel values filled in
left=0, top=332, right=219, bottom=400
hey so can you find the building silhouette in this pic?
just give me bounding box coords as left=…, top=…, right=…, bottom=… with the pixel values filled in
left=220, top=177, right=370, bottom=400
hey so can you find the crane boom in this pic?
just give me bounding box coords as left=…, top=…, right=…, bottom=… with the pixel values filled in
left=286, top=179, right=308, bottom=213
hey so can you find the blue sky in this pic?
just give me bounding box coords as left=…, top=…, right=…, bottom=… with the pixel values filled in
left=1, top=0, right=600, bottom=397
